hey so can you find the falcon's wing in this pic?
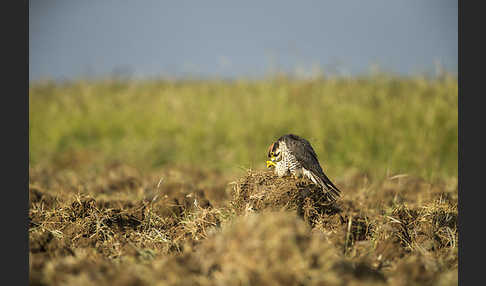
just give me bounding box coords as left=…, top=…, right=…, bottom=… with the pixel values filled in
left=284, top=135, right=341, bottom=198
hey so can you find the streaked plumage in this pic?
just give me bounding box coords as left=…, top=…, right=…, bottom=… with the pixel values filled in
left=266, top=134, right=341, bottom=201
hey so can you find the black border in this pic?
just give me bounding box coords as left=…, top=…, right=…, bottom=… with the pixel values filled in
left=2, top=0, right=29, bottom=284
left=458, top=0, right=481, bottom=285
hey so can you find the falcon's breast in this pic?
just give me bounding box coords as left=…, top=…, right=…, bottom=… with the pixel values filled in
left=273, top=140, right=303, bottom=177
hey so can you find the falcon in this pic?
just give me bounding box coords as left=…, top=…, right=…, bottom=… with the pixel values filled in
left=266, top=134, right=341, bottom=201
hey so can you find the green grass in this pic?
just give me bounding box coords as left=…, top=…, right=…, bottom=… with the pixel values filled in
left=29, top=74, right=458, bottom=180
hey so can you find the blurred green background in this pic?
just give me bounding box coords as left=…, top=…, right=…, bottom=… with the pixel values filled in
left=29, top=74, right=457, bottom=180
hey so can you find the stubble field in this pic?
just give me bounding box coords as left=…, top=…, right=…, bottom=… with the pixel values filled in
left=29, top=74, right=458, bottom=285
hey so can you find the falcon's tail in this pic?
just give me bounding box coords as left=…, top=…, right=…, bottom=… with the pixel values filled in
left=307, top=171, right=341, bottom=202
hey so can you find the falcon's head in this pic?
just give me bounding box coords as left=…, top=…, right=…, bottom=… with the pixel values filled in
left=266, top=141, right=283, bottom=168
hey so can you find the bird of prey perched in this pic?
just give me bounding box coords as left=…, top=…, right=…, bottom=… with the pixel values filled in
left=266, top=134, right=341, bottom=201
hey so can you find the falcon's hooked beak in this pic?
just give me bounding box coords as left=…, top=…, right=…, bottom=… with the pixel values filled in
left=267, top=154, right=281, bottom=168
left=266, top=160, right=276, bottom=168
left=266, top=142, right=281, bottom=168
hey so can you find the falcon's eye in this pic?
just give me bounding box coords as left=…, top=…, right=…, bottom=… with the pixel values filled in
left=270, top=151, right=274, bottom=156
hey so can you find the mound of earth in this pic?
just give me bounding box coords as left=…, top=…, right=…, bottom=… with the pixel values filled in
left=230, top=170, right=342, bottom=223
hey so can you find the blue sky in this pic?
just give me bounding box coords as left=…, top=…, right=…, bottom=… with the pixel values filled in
left=29, top=0, right=457, bottom=81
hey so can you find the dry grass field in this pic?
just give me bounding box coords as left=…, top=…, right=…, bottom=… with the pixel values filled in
left=29, top=75, right=458, bottom=285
